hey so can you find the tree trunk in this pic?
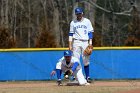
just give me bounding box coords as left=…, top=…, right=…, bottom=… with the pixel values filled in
left=72, top=0, right=78, bottom=20
left=13, top=0, right=17, bottom=42
left=53, top=8, right=61, bottom=47
left=0, top=0, right=9, bottom=28
left=28, top=0, right=31, bottom=47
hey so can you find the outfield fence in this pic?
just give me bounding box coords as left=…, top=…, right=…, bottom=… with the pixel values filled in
left=0, top=47, right=140, bottom=81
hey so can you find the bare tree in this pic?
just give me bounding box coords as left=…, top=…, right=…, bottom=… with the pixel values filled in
left=0, top=0, right=9, bottom=28
left=0, top=0, right=139, bottom=48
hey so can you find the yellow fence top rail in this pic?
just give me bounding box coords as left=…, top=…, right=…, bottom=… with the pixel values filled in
left=0, top=47, right=140, bottom=52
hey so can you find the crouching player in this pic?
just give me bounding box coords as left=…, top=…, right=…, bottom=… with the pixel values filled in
left=51, top=50, right=90, bottom=86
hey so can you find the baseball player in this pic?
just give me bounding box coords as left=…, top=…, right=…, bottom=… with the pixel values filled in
left=69, top=7, right=94, bottom=83
left=51, top=50, right=90, bottom=86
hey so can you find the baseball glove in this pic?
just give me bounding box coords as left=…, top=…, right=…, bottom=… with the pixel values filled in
left=64, top=69, right=73, bottom=79
left=84, top=45, right=93, bottom=56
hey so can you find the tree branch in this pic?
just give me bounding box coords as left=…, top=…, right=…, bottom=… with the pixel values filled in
left=81, top=0, right=132, bottom=16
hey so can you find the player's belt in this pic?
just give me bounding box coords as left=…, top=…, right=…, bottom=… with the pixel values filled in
left=74, top=39, right=88, bottom=41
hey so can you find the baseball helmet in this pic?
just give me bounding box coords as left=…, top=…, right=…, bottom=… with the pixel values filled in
left=75, top=7, right=83, bottom=14
left=64, top=50, right=72, bottom=56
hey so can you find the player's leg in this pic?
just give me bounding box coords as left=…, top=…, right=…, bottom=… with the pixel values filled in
left=72, top=41, right=82, bottom=81
left=82, top=42, right=92, bottom=83
left=72, top=40, right=82, bottom=60
left=74, top=69, right=89, bottom=85
left=82, top=55, right=92, bottom=83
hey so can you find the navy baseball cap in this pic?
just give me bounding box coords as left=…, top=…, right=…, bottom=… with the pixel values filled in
left=64, top=50, right=72, bottom=56
left=75, top=7, right=83, bottom=14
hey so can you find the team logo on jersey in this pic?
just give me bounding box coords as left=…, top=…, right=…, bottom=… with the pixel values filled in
left=75, top=25, right=87, bottom=29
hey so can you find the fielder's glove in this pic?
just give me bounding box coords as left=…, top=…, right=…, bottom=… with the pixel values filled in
left=64, top=69, right=73, bottom=79
left=84, top=45, right=93, bottom=56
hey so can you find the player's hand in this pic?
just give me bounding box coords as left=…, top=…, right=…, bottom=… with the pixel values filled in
left=69, top=69, right=73, bottom=75
left=69, top=46, right=72, bottom=50
left=88, top=44, right=93, bottom=49
left=68, top=69, right=73, bottom=76
left=84, top=45, right=93, bottom=56
left=50, top=70, right=56, bottom=76
left=64, top=69, right=73, bottom=76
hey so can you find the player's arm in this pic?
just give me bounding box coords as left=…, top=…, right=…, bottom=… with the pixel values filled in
left=66, top=62, right=79, bottom=76
left=88, top=20, right=94, bottom=46
left=71, top=62, right=79, bottom=72
left=69, top=33, right=73, bottom=50
left=69, top=22, right=74, bottom=51
left=56, top=61, right=62, bottom=80
left=88, top=32, right=93, bottom=46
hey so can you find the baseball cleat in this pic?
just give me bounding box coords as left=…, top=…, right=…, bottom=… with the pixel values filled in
left=79, top=82, right=90, bottom=86
left=86, top=77, right=92, bottom=83
left=85, top=83, right=90, bottom=86
left=57, top=80, right=63, bottom=86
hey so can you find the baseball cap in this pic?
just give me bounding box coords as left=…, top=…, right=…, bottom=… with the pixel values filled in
left=75, top=7, right=83, bottom=14
left=64, top=50, right=72, bottom=56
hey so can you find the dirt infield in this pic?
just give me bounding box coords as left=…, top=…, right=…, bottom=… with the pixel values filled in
left=119, top=89, right=140, bottom=93
left=0, top=80, right=140, bottom=93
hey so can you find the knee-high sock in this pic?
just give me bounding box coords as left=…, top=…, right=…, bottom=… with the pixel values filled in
left=84, top=65, right=89, bottom=79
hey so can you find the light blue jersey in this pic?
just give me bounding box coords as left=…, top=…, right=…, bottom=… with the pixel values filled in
left=70, top=18, right=94, bottom=40
left=56, top=56, right=81, bottom=72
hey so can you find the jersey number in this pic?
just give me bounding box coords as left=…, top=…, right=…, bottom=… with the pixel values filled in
left=84, top=30, right=87, bottom=34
